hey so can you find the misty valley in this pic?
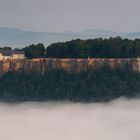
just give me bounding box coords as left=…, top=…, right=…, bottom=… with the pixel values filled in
left=0, top=99, right=140, bottom=140
left=1, top=0, right=140, bottom=139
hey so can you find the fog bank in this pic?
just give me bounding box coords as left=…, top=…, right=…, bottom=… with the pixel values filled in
left=0, top=98, right=140, bottom=140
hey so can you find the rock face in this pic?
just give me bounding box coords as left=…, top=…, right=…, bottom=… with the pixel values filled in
left=0, top=58, right=140, bottom=75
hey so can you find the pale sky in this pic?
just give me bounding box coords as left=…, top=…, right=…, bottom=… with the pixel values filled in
left=0, top=0, right=140, bottom=32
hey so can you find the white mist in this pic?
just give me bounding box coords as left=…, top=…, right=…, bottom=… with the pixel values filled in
left=0, top=99, right=139, bottom=140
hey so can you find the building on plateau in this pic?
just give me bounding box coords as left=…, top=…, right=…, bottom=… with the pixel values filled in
left=0, top=50, right=25, bottom=60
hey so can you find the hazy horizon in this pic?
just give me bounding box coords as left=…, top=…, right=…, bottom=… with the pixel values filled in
left=0, top=26, right=124, bottom=33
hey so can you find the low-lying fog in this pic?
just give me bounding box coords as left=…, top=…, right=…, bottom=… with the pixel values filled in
left=0, top=98, right=140, bottom=140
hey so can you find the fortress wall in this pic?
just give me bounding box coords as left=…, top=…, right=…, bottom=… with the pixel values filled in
left=0, top=58, right=139, bottom=75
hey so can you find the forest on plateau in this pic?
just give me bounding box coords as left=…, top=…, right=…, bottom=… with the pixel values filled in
left=1, top=37, right=140, bottom=59
left=46, top=37, right=140, bottom=58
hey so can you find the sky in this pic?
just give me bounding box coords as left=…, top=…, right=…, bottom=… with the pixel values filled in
left=0, top=0, right=140, bottom=32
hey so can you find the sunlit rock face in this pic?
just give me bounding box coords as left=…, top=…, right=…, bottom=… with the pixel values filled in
left=0, top=58, right=139, bottom=75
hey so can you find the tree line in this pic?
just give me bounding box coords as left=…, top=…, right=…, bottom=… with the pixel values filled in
left=46, top=37, right=140, bottom=58
left=1, top=37, right=140, bottom=58
left=0, top=43, right=45, bottom=59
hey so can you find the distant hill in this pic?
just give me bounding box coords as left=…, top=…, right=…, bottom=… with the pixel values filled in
left=0, top=27, right=140, bottom=48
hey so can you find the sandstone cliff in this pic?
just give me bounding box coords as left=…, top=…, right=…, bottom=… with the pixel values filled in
left=0, top=58, right=140, bottom=75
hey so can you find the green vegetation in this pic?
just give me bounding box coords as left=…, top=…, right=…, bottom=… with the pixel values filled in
left=0, top=67, right=140, bottom=102
left=46, top=37, right=140, bottom=58
left=23, top=43, right=45, bottom=59
left=2, top=37, right=140, bottom=59
left=0, top=43, right=46, bottom=59
left=1, top=38, right=140, bottom=102
left=0, top=46, right=12, bottom=50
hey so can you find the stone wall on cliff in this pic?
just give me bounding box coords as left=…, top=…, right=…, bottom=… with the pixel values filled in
left=0, top=58, right=140, bottom=75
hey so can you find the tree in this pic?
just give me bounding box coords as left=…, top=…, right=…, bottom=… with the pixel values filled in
left=23, top=43, right=45, bottom=59
left=0, top=47, right=12, bottom=50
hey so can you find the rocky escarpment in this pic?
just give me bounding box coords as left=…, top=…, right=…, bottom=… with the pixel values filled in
left=0, top=58, right=140, bottom=75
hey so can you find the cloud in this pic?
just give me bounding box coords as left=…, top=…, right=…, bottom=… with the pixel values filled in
left=0, top=98, right=139, bottom=140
